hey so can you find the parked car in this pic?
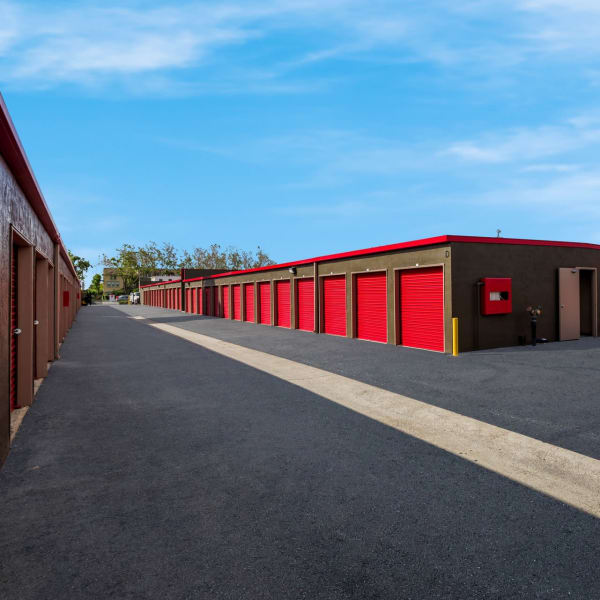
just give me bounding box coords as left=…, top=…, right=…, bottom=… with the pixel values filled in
left=117, top=295, right=129, bottom=304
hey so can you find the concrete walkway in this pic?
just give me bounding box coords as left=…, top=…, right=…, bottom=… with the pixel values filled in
left=1, top=305, right=600, bottom=599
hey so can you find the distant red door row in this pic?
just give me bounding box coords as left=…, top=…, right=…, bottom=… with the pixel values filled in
left=147, top=267, right=444, bottom=352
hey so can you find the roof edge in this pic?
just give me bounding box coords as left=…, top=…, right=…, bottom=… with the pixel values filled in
left=0, top=93, right=79, bottom=283
left=140, top=234, right=600, bottom=289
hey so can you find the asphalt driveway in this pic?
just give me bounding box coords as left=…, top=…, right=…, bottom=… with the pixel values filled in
left=1, top=304, right=599, bottom=599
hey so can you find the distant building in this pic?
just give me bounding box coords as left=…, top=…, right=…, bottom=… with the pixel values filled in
left=103, top=268, right=124, bottom=295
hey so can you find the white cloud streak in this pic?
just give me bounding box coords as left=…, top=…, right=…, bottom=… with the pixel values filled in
left=0, top=0, right=599, bottom=92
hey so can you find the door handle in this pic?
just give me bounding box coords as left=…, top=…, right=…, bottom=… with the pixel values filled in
left=13, top=328, right=22, bottom=336
left=33, top=320, right=39, bottom=326
left=560, top=305, right=565, bottom=308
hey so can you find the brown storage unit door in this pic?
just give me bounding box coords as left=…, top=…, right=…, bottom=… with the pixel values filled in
left=275, top=280, right=291, bottom=327
left=355, top=272, right=387, bottom=343
left=233, top=285, right=241, bottom=320
left=244, top=284, right=255, bottom=322
left=400, top=267, right=444, bottom=352
left=296, top=278, right=314, bottom=332
left=258, top=282, right=271, bottom=325
left=322, top=275, right=346, bottom=336
left=222, top=286, right=230, bottom=318
left=10, top=247, right=17, bottom=410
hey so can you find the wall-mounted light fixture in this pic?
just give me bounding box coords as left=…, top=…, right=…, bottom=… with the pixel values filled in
left=288, top=267, right=297, bottom=275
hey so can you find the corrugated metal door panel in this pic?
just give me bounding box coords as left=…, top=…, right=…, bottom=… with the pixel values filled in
left=296, top=278, right=314, bottom=332
left=275, top=280, right=291, bottom=327
left=233, top=285, right=241, bottom=320
left=400, top=267, right=444, bottom=352
left=244, top=283, right=255, bottom=322
left=322, top=275, right=346, bottom=336
left=10, top=247, right=17, bottom=411
left=355, top=272, right=387, bottom=343
left=204, top=288, right=211, bottom=315
left=213, top=287, right=220, bottom=317
left=222, top=286, right=230, bottom=318
left=186, top=288, right=191, bottom=313
left=258, top=282, right=271, bottom=325
left=198, top=288, right=203, bottom=314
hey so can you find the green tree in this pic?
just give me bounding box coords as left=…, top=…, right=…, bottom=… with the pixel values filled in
left=68, top=250, right=92, bottom=282
left=101, top=242, right=276, bottom=292
left=101, top=244, right=141, bottom=294
left=89, top=273, right=103, bottom=297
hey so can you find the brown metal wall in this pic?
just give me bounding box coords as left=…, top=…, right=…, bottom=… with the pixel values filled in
left=451, top=242, right=600, bottom=351
left=1, top=155, right=80, bottom=465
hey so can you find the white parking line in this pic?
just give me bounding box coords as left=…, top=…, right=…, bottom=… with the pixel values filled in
left=147, top=320, right=600, bottom=518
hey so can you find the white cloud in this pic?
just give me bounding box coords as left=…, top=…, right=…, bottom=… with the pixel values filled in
left=0, top=0, right=598, bottom=92
left=444, top=119, right=600, bottom=164
left=474, top=169, right=600, bottom=218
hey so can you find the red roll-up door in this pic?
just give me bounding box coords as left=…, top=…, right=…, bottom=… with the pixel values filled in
left=232, top=285, right=241, bottom=320
left=186, top=288, right=191, bottom=313
left=322, top=275, right=346, bottom=336
left=204, top=288, right=211, bottom=315
left=222, top=286, right=230, bottom=319
left=244, top=284, right=254, bottom=322
left=400, top=267, right=444, bottom=352
left=275, top=280, right=291, bottom=327
left=355, top=272, right=387, bottom=343
left=10, top=246, right=17, bottom=411
left=197, top=287, right=203, bottom=314
left=213, top=287, right=220, bottom=317
left=258, top=282, right=271, bottom=325
left=296, top=278, right=314, bottom=332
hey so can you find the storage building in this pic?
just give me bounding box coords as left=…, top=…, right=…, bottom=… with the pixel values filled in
left=1, top=94, right=81, bottom=464
left=141, top=235, right=599, bottom=353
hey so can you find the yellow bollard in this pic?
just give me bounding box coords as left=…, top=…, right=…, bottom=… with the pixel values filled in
left=452, top=317, right=459, bottom=356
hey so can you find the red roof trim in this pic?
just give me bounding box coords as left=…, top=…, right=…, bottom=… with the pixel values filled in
left=0, top=93, right=79, bottom=283
left=140, top=234, right=600, bottom=288
left=142, top=278, right=181, bottom=288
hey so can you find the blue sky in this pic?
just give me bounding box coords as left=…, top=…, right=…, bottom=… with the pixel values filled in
left=1, top=0, right=600, bottom=286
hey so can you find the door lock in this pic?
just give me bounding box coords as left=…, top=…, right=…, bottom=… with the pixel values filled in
left=33, top=320, right=39, bottom=326
left=13, top=328, right=22, bottom=336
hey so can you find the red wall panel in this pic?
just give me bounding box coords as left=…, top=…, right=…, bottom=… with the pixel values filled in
left=213, top=287, right=220, bottom=317
left=322, top=275, right=346, bottom=336
left=296, top=278, right=314, bottom=332
left=355, top=272, right=387, bottom=343
left=275, top=280, right=291, bottom=327
left=258, top=282, right=271, bottom=325
left=222, top=286, right=230, bottom=319
left=244, top=283, right=255, bottom=322
left=232, top=285, right=241, bottom=320
left=400, top=267, right=444, bottom=352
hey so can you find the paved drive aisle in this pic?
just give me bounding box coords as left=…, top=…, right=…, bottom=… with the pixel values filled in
left=1, top=305, right=599, bottom=599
